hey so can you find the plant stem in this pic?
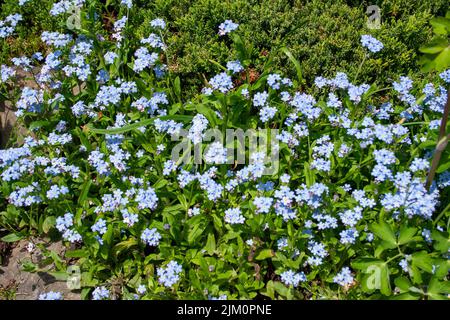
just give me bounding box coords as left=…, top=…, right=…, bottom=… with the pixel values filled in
left=354, top=54, right=368, bottom=83
left=426, top=89, right=450, bottom=190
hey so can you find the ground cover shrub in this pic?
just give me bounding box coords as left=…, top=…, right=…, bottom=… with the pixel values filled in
left=0, top=1, right=449, bottom=300
left=132, top=0, right=449, bottom=96
left=1, top=0, right=449, bottom=98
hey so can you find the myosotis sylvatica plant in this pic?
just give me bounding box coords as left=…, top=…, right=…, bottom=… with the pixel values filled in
left=0, top=1, right=449, bottom=300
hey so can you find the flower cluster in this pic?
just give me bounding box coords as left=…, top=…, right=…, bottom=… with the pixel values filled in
left=0, top=7, right=448, bottom=301
left=157, top=261, right=182, bottom=287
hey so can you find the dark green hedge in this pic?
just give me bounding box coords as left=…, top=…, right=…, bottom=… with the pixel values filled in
left=133, top=0, right=448, bottom=95
left=2, top=0, right=448, bottom=96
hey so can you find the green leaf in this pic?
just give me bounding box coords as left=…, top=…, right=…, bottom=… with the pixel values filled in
left=65, top=249, right=89, bottom=258
left=272, top=281, right=289, bottom=297
left=173, top=76, right=181, bottom=101
left=113, top=238, right=138, bottom=256
left=419, top=38, right=448, bottom=54
left=411, top=251, right=433, bottom=273
left=88, top=115, right=193, bottom=134
left=231, top=33, right=248, bottom=62
left=48, top=271, right=68, bottom=281
left=205, top=232, right=216, bottom=255
left=281, top=47, right=303, bottom=84
left=434, top=46, right=450, bottom=71
left=390, top=292, right=420, bottom=300
left=394, top=276, right=413, bottom=292
left=255, top=249, right=275, bottom=260
left=42, top=216, right=56, bottom=233
left=397, top=227, right=417, bottom=245
left=29, top=120, right=51, bottom=131
left=1, top=233, right=24, bottom=242
left=432, top=230, right=450, bottom=253
left=351, top=257, right=384, bottom=270
left=187, top=222, right=206, bottom=245
left=437, top=160, right=450, bottom=173
left=379, top=263, right=392, bottom=296
left=197, top=104, right=219, bottom=127
left=427, top=276, right=450, bottom=299
left=78, top=179, right=92, bottom=207
left=430, top=17, right=450, bottom=35
left=370, top=221, right=397, bottom=246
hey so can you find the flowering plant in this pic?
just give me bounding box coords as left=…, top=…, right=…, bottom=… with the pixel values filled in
left=0, top=1, right=449, bottom=300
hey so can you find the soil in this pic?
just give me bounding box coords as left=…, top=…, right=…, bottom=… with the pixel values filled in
left=0, top=239, right=81, bottom=300
left=0, top=70, right=36, bottom=148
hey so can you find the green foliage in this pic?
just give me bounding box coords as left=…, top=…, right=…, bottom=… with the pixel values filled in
left=420, top=11, right=450, bottom=71
left=0, top=0, right=449, bottom=301
left=131, top=0, right=448, bottom=96
left=2, top=0, right=448, bottom=97
left=0, top=0, right=58, bottom=62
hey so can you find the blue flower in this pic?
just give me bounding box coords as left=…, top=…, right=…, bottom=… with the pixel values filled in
left=280, top=270, right=307, bottom=287
left=360, top=35, right=383, bottom=53
left=135, top=187, right=158, bottom=210
left=121, top=0, right=133, bottom=8
left=91, top=218, right=107, bottom=235
left=209, top=72, right=233, bottom=93
left=340, top=228, right=359, bottom=244
left=218, top=20, right=239, bottom=35
left=92, top=286, right=110, bottom=300
left=224, top=208, right=245, bottom=224
left=122, top=209, right=139, bottom=227
left=253, top=91, right=269, bottom=107
left=39, top=291, right=63, bottom=300
left=253, top=197, right=273, bottom=214
left=150, top=18, right=166, bottom=29
left=259, top=106, right=277, bottom=122
left=163, top=160, right=178, bottom=175
left=104, top=51, right=118, bottom=64
left=339, top=207, right=363, bottom=227
left=137, top=285, right=147, bottom=295
left=141, top=228, right=162, bottom=246
left=226, top=60, right=243, bottom=74
left=439, top=69, right=450, bottom=83
left=399, top=258, right=409, bottom=272
left=157, top=260, right=182, bottom=287
left=409, top=158, right=429, bottom=172
left=204, top=142, right=227, bottom=164
left=46, top=185, right=69, bottom=200
left=333, top=267, right=354, bottom=286
left=0, top=65, right=15, bottom=82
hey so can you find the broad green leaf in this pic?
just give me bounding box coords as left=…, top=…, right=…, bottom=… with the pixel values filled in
left=370, top=221, right=397, bottom=245
left=432, top=230, right=450, bottom=253
left=419, top=38, right=448, bottom=54
left=389, top=292, right=420, bottom=300
left=113, top=238, right=138, bottom=256
left=78, top=179, right=92, bottom=207
left=65, top=249, right=89, bottom=258
left=430, top=17, right=450, bottom=35
left=398, top=227, right=417, bottom=245
left=88, top=115, right=193, bottom=134
left=1, top=233, right=24, bottom=242
left=394, top=276, right=413, bottom=292
left=255, top=249, right=275, bottom=260
left=42, top=216, right=56, bottom=233
left=173, top=76, right=181, bottom=100
left=379, top=263, right=392, bottom=296
left=187, top=223, right=206, bottom=245
left=205, top=232, right=216, bottom=255
left=428, top=276, right=450, bottom=299
left=29, top=120, right=51, bottom=131
left=411, top=251, right=434, bottom=273
left=281, top=47, right=303, bottom=84
left=351, top=257, right=384, bottom=270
